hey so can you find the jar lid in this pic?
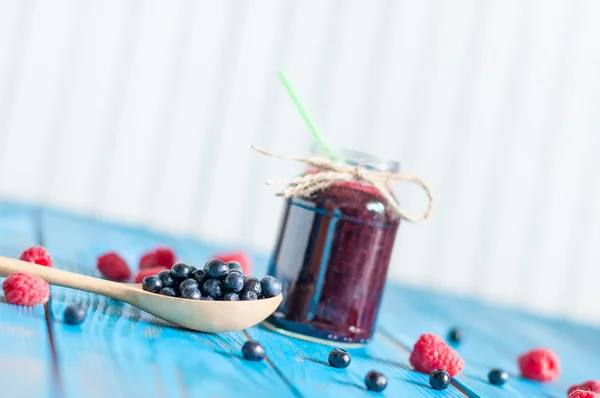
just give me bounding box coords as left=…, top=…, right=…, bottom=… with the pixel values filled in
left=310, top=145, right=400, bottom=173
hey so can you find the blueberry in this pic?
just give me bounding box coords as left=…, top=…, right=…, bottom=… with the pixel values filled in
left=181, top=286, right=201, bottom=300
left=159, top=287, right=177, bottom=297
left=448, top=328, right=464, bottom=344
left=228, top=261, right=244, bottom=274
left=223, top=292, right=239, bottom=301
left=202, top=279, right=224, bottom=299
left=192, top=269, right=206, bottom=285
left=242, top=276, right=261, bottom=295
left=157, top=270, right=175, bottom=288
left=63, top=304, right=87, bottom=325
left=179, top=278, right=199, bottom=291
left=328, top=348, right=351, bottom=369
left=260, top=276, right=282, bottom=298
left=488, top=369, right=509, bottom=386
left=189, top=265, right=197, bottom=272
left=429, top=369, right=450, bottom=391
left=242, top=341, right=265, bottom=361
left=239, top=290, right=257, bottom=301
left=224, top=272, right=244, bottom=293
left=365, top=370, right=387, bottom=392
left=142, top=275, right=162, bottom=293
left=170, top=263, right=192, bottom=280
left=204, top=259, right=229, bottom=280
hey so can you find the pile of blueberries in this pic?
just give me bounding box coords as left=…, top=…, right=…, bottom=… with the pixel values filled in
left=141, top=259, right=282, bottom=301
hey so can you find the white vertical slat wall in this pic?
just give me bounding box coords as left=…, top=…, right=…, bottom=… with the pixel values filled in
left=0, top=0, right=599, bottom=324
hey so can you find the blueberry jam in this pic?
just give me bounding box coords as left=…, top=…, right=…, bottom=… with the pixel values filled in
left=267, top=152, right=400, bottom=345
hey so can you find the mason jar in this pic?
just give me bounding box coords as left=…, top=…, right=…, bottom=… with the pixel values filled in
left=264, top=149, right=401, bottom=345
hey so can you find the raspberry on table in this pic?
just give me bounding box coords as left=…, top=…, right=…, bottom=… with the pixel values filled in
left=569, top=381, right=600, bottom=394
left=20, top=246, right=53, bottom=267
left=409, top=333, right=465, bottom=376
left=2, top=272, right=50, bottom=306
left=97, top=252, right=131, bottom=281
left=569, top=390, right=600, bottom=398
left=139, top=247, right=176, bottom=269
left=155, top=247, right=176, bottom=268
left=135, top=267, right=167, bottom=283
left=139, top=252, right=157, bottom=269
left=518, top=348, right=561, bottom=382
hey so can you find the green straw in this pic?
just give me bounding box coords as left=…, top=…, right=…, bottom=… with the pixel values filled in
left=277, top=71, right=338, bottom=160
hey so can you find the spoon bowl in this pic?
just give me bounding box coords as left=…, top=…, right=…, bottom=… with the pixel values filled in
left=0, top=255, right=282, bottom=333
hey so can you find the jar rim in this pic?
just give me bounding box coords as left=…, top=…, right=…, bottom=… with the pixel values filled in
left=310, top=145, right=400, bottom=172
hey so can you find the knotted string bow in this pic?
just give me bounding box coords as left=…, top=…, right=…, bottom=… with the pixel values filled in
left=252, top=146, right=434, bottom=222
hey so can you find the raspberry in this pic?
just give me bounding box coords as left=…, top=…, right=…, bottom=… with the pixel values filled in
left=134, top=267, right=167, bottom=283
left=518, top=348, right=561, bottom=382
left=20, top=246, right=53, bottom=267
left=569, top=390, right=600, bottom=398
left=97, top=252, right=131, bottom=281
left=139, top=247, right=176, bottom=269
left=154, top=247, right=176, bottom=268
left=139, top=252, right=157, bottom=269
left=214, top=251, right=252, bottom=274
left=2, top=272, right=50, bottom=306
left=409, top=333, right=465, bottom=376
left=569, top=381, right=600, bottom=395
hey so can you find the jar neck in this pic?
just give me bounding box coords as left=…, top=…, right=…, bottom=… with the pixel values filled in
left=310, top=146, right=400, bottom=173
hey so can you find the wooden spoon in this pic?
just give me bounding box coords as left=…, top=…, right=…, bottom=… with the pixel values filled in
left=0, top=255, right=282, bottom=333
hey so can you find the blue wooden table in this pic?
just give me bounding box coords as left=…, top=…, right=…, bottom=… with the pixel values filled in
left=1, top=201, right=598, bottom=398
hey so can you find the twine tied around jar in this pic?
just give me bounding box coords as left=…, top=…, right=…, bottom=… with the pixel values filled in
left=252, top=146, right=434, bottom=223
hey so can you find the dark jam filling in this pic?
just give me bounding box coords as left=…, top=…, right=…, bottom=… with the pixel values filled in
left=267, top=181, right=400, bottom=344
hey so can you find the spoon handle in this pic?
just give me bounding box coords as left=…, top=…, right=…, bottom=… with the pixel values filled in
left=0, top=255, right=128, bottom=300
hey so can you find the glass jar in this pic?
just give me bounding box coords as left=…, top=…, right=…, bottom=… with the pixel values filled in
left=264, top=149, right=400, bottom=345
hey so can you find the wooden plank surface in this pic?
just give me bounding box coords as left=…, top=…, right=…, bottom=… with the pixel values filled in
left=1, top=200, right=599, bottom=398
left=378, top=285, right=600, bottom=398
left=0, top=203, right=54, bottom=398
left=38, top=207, right=295, bottom=398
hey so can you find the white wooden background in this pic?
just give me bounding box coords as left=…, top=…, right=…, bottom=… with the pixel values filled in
left=0, top=0, right=599, bottom=324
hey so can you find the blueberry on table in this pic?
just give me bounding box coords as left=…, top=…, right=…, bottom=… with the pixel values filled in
left=242, top=276, right=261, bottom=295
left=242, top=341, right=265, bottom=361
left=63, top=304, right=87, bottom=325
left=202, top=279, right=224, bottom=299
left=488, top=369, right=509, bottom=386
left=224, top=272, right=244, bottom=293
left=179, top=278, right=199, bottom=291
left=157, top=270, right=175, bottom=288
left=228, top=261, right=244, bottom=274
left=429, top=369, right=450, bottom=390
left=223, top=292, right=239, bottom=301
left=239, top=290, right=257, bottom=301
left=142, top=275, right=162, bottom=293
left=328, top=348, right=351, bottom=369
left=170, top=263, right=192, bottom=280
left=189, top=265, right=197, bottom=273
left=260, top=276, right=282, bottom=298
left=192, top=269, right=206, bottom=285
left=365, top=370, right=387, bottom=392
left=159, top=287, right=177, bottom=297
left=204, top=259, right=229, bottom=280
left=181, top=286, right=201, bottom=300
left=448, top=328, right=464, bottom=344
